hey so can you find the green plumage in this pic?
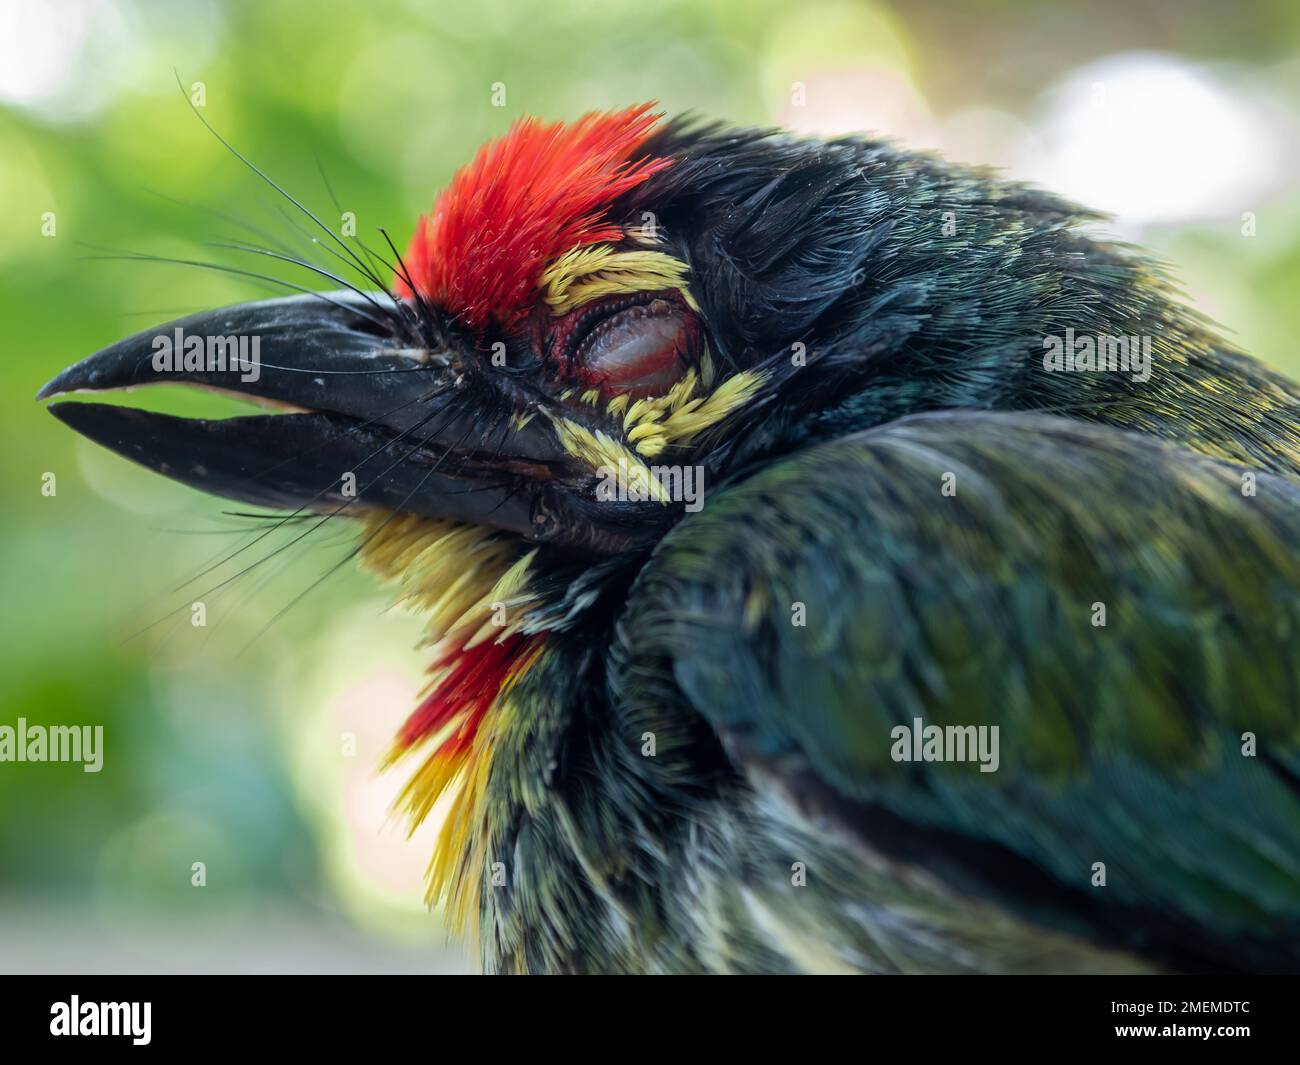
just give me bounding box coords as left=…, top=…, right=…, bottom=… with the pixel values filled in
left=615, top=413, right=1300, bottom=970
left=469, top=410, right=1300, bottom=972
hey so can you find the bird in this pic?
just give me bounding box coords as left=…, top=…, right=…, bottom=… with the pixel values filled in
left=39, top=104, right=1300, bottom=974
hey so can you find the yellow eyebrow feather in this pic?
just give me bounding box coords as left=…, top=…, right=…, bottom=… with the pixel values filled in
left=541, top=245, right=698, bottom=315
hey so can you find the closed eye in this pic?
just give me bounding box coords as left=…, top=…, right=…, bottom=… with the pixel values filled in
left=554, top=290, right=699, bottom=399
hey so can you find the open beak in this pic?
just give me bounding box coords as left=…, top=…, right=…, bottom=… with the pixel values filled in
left=38, top=291, right=563, bottom=536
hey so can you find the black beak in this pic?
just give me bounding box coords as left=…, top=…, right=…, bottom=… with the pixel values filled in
left=38, top=291, right=562, bottom=535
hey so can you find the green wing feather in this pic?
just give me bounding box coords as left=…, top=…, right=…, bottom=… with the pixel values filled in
left=617, top=410, right=1300, bottom=970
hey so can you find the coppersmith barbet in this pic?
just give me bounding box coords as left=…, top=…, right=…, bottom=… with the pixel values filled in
left=40, top=106, right=1300, bottom=973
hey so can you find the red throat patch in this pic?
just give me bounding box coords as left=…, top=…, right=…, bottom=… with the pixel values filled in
left=396, top=104, right=670, bottom=335
left=398, top=633, right=533, bottom=755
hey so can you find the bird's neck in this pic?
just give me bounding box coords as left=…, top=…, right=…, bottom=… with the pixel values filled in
left=356, top=510, right=549, bottom=925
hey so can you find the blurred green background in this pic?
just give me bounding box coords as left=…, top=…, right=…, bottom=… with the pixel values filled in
left=2, top=0, right=1298, bottom=973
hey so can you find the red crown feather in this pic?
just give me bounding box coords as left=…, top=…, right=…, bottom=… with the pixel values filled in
left=396, top=104, right=670, bottom=334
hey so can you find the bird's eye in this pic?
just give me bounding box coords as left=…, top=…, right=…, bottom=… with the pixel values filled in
left=567, top=294, right=698, bottom=399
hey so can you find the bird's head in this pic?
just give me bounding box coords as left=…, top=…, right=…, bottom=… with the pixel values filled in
left=40, top=104, right=1105, bottom=917
left=44, top=106, right=838, bottom=548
